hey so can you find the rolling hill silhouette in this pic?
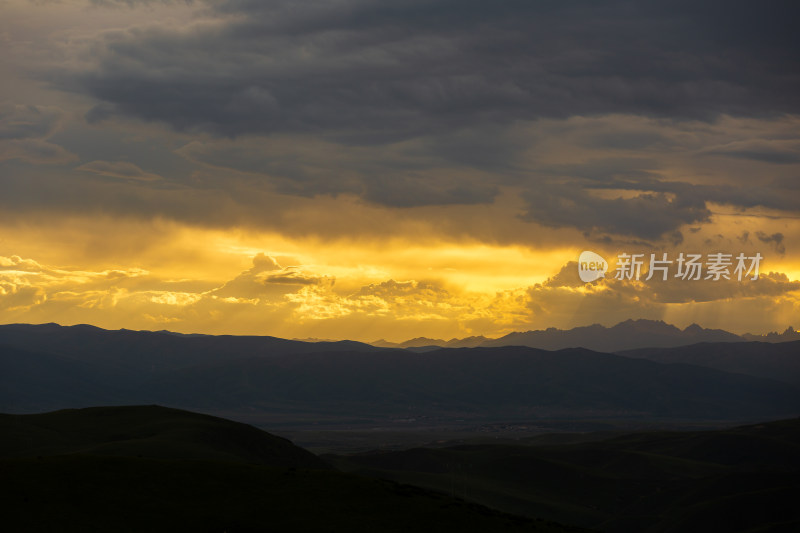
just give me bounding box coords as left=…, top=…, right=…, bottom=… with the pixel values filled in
left=328, top=417, right=800, bottom=532
left=0, top=322, right=377, bottom=374
left=0, top=405, right=328, bottom=469
left=0, top=406, right=583, bottom=532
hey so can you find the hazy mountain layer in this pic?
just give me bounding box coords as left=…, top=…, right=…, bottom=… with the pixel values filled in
left=2, top=323, right=798, bottom=421
left=618, top=341, right=800, bottom=385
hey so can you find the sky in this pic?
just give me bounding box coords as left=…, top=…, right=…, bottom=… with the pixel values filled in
left=0, top=0, right=798, bottom=342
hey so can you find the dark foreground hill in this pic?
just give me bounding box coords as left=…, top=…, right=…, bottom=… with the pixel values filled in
left=328, top=417, right=800, bottom=532
left=0, top=405, right=328, bottom=469
left=0, top=406, right=583, bottom=533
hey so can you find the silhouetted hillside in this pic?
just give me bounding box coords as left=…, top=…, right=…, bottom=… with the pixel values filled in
left=145, top=347, right=800, bottom=420
left=0, top=406, right=585, bottom=533
left=0, top=405, right=329, bottom=469
left=0, top=343, right=133, bottom=411
left=617, top=341, right=800, bottom=385
left=0, top=323, right=384, bottom=412
left=0, top=322, right=380, bottom=375
left=328, top=418, right=800, bottom=532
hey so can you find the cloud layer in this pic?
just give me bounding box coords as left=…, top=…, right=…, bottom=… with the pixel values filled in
left=1, top=250, right=797, bottom=341
left=63, top=1, right=800, bottom=139
left=0, top=0, right=798, bottom=338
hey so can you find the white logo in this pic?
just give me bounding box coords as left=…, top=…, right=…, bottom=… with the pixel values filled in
left=578, top=251, right=608, bottom=282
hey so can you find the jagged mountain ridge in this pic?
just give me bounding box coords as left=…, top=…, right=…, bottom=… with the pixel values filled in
left=373, top=319, right=799, bottom=352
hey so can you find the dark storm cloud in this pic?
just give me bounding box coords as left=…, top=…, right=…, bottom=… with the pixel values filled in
left=536, top=158, right=662, bottom=182
left=0, top=139, right=78, bottom=165
left=57, top=0, right=800, bottom=140
left=0, top=104, right=63, bottom=140
left=176, top=136, right=501, bottom=206
left=578, top=130, right=674, bottom=151
left=88, top=0, right=195, bottom=6
left=521, top=183, right=711, bottom=241
left=77, top=160, right=163, bottom=181
left=704, top=140, right=800, bottom=165
left=18, top=0, right=796, bottom=238
left=520, top=173, right=800, bottom=240
left=756, top=231, right=786, bottom=255
left=0, top=104, right=77, bottom=164
left=362, top=175, right=497, bottom=207
left=596, top=177, right=800, bottom=214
